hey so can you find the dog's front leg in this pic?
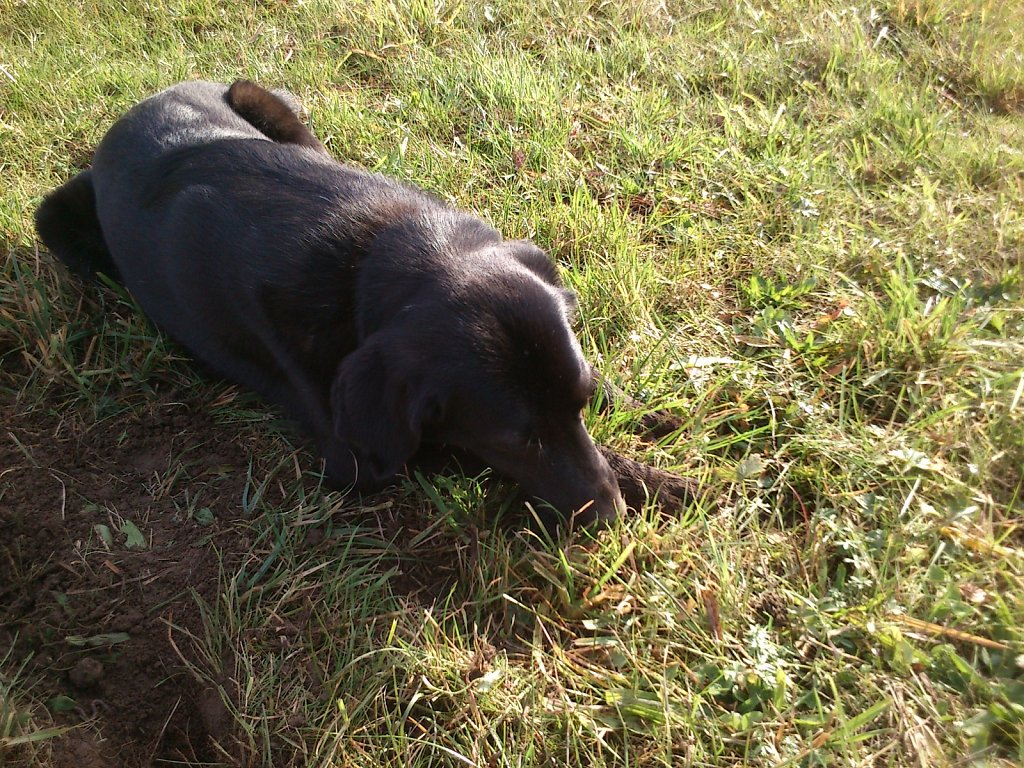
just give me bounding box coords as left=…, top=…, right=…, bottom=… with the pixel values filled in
left=241, top=300, right=368, bottom=487
left=597, top=446, right=697, bottom=515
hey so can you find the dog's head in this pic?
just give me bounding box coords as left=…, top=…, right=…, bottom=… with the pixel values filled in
left=329, top=239, right=625, bottom=528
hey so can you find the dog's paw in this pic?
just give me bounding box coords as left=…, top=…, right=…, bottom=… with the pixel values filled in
left=597, top=446, right=696, bottom=516
left=639, top=465, right=697, bottom=513
left=593, top=374, right=685, bottom=442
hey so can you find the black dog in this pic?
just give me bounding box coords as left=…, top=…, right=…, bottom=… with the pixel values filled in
left=37, top=81, right=693, bottom=528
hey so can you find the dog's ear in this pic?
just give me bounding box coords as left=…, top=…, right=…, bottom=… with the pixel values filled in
left=559, top=287, right=579, bottom=319
left=329, top=332, right=444, bottom=486
left=507, top=240, right=578, bottom=315
left=507, top=240, right=563, bottom=286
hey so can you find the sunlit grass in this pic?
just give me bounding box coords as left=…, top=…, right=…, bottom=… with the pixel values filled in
left=1, top=0, right=1022, bottom=765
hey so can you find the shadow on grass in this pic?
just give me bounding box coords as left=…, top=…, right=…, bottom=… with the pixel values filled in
left=2, top=234, right=705, bottom=766
left=0, top=237, right=329, bottom=765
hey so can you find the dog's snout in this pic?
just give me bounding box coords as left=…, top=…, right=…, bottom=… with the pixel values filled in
left=514, top=430, right=626, bottom=531
left=569, top=464, right=626, bottom=529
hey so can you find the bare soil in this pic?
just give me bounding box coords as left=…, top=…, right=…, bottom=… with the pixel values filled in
left=1, top=388, right=262, bottom=766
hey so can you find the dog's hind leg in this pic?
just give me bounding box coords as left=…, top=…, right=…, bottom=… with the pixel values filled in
left=34, top=170, right=122, bottom=283
left=226, top=79, right=326, bottom=153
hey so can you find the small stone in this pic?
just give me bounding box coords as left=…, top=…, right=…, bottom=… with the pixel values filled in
left=69, top=657, right=104, bottom=688
left=110, top=610, right=141, bottom=632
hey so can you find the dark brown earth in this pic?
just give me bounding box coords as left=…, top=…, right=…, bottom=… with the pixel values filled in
left=0, top=388, right=269, bottom=766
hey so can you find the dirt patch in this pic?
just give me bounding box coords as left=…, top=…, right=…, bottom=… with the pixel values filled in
left=0, top=390, right=268, bottom=765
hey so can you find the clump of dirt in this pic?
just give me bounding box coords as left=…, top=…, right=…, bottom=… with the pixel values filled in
left=0, top=390, right=269, bottom=766
left=752, top=590, right=791, bottom=628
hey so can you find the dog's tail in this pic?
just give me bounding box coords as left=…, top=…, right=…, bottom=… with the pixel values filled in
left=226, top=79, right=326, bottom=153
left=35, top=170, right=122, bottom=283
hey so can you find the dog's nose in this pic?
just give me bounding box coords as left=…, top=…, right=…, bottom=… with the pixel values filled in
left=572, top=480, right=627, bottom=529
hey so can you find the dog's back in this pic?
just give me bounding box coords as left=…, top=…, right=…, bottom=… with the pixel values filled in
left=36, top=81, right=315, bottom=284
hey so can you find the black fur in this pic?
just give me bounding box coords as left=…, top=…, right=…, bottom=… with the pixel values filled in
left=225, top=79, right=326, bottom=152
left=34, top=171, right=121, bottom=282
left=36, top=80, right=629, bottom=528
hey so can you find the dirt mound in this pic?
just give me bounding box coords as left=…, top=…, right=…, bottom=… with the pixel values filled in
left=1, top=391, right=264, bottom=765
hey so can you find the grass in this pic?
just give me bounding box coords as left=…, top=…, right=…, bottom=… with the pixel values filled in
left=2, top=0, right=1023, bottom=765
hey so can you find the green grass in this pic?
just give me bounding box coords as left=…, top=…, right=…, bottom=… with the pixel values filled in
left=2, top=0, right=1023, bottom=765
